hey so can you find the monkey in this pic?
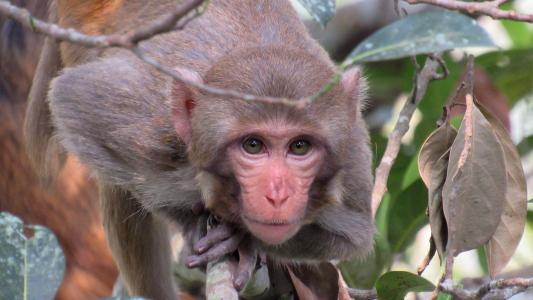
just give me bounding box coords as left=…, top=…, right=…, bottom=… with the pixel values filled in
left=0, top=1, right=118, bottom=299
left=24, top=0, right=375, bottom=298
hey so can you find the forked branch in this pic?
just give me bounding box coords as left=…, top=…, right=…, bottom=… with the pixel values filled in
left=405, top=0, right=533, bottom=23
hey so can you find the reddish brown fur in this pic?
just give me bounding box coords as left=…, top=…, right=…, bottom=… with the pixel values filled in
left=57, top=0, right=125, bottom=35
left=0, top=1, right=117, bottom=299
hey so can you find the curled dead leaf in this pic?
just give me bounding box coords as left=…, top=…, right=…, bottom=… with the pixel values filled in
left=428, top=153, right=450, bottom=259
left=442, top=96, right=506, bottom=256
left=418, top=123, right=457, bottom=258
left=287, top=262, right=346, bottom=300
left=418, top=123, right=457, bottom=187
left=478, top=104, right=527, bottom=277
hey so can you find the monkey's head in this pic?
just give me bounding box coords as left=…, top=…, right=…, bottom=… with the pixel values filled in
left=171, top=47, right=369, bottom=245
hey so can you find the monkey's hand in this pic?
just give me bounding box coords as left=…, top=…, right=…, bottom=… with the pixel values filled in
left=186, top=222, right=258, bottom=290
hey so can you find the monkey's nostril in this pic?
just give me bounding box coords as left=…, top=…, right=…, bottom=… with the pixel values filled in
left=265, top=195, right=289, bottom=208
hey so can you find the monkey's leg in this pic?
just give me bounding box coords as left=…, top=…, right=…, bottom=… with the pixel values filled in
left=100, top=182, right=177, bottom=300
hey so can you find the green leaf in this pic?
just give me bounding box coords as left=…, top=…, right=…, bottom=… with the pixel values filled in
left=476, top=247, right=489, bottom=275
left=340, top=234, right=391, bottom=289
left=500, top=2, right=533, bottom=49
left=401, top=156, right=420, bottom=190
left=387, top=180, right=428, bottom=252
left=437, top=293, right=453, bottom=300
left=375, top=193, right=392, bottom=237
left=501, top=19, right=533, bottom=49
left=477, top=50, right=533, bottom=105
left=296, top=0, right=335, bottom=28
left=347, top=10, right=495, bottom=63
left=376, top=271, right=435, bottom=300
left=0, top=212, right=65, bottom=300
left=517, top=135, right=533, bottom=156
left=239, top=263, right=270, bottom=298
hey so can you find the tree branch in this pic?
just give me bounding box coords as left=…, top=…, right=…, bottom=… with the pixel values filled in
left=405, top=0, right=533, bottom=23
left=440, top=277, right=533, bottom=299
left=0, top=0, right=205, bottom=47
left=348, top=287, right=377, bottom=300
left=131, top=47, right=309, bottom=108
left=0, top=0, right=322, bottom=108
left=371, top=54, right=444, bottom=216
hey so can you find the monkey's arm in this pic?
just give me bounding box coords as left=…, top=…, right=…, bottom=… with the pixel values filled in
left=24, top=36, right=64, bottom=182
left=50, top=57, right=177, bottom=181
left=49, top=57, right=200, bottom=298
left=100, top=182, right=177, bottom=299
left=48, top=56, right=199, bottom=214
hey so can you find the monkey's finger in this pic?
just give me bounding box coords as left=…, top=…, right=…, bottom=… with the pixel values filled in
left=187, top=232, right=244, bottom=268
left=233, top=239, right=257, bottom=291
left=194, top=223, right=235, bottom=253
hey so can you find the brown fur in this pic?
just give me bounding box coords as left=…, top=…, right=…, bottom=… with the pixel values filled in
left=0, top=1, right=117, bottom=299
left=26, top=1, right=375, bottom=298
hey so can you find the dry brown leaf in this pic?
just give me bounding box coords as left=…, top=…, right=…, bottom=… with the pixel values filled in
left=478, top=104, right=528, bottom=277
left=337, top=269, right=352, bottom=300
left=418, top=123, right=457, bottom=258
left=442, top=95, right=507, bottom=256
left=288, top=268, right=320, bottom=300
left=287, top=262, right=342, bottom=300
left=428, top=153, right=450, bottom=258
left=418, top=123, right=457, bottom=187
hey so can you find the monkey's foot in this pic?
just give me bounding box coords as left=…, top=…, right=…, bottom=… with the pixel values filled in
left=186, top=223, right=258, bottom=290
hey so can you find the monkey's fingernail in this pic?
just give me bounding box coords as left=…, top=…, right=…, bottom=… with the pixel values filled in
left=233, top=277, right=245, bottom=291
left=195, top=245, right=206, bottom=253
left=186, top=257, right=200, bottom=267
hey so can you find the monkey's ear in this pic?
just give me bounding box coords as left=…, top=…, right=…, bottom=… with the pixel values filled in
left=170, top=68, right=203, bottom=144
left=341, top=67, right=368, bottom=118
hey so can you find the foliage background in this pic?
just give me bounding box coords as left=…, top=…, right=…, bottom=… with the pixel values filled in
left=298, top=0, right=533, bottom=298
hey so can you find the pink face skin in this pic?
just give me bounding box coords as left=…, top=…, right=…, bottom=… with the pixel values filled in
left=227, top=123, right=325, bottom=245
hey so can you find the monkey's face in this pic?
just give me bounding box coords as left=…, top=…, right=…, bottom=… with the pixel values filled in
left=170, top=50, right=365, bottom=246
left=226, top=121, right=326, bottom=245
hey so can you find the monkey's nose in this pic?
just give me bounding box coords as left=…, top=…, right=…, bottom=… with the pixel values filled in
left=265, top=195, right=289, bottom=208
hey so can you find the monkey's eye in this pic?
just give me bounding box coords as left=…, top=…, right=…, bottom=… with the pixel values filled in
left=242, top=137, right=264, bottom=155
left=289, top=139, right=311, bottom=156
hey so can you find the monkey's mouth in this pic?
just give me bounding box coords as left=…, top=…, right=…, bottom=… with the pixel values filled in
left=243, top=215, right=300, bottom=245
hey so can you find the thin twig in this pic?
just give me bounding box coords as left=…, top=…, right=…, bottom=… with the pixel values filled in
left=417, top=237, right=436, bottom=275
left=0, top=0, right=317, bottom=108
left=440, top=277, right=533, bottom=299
left=405, top=0, right=533, bottom=23
left=394, top=0, right=402, bottom=17
left=429, top=54, right=449, bottom=81
left=131, top=47, right=310, bottom=108
left=429, top=255, right=455, bottom=300
left=0, top=0, right=205, bottom=47
left=447, top=54, right=474, bottom=110
left=464, top=55, right=475, bottom=97
left=371, top=54, right=445, bottom=216
left=348, top=287, right=377, bottom=300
